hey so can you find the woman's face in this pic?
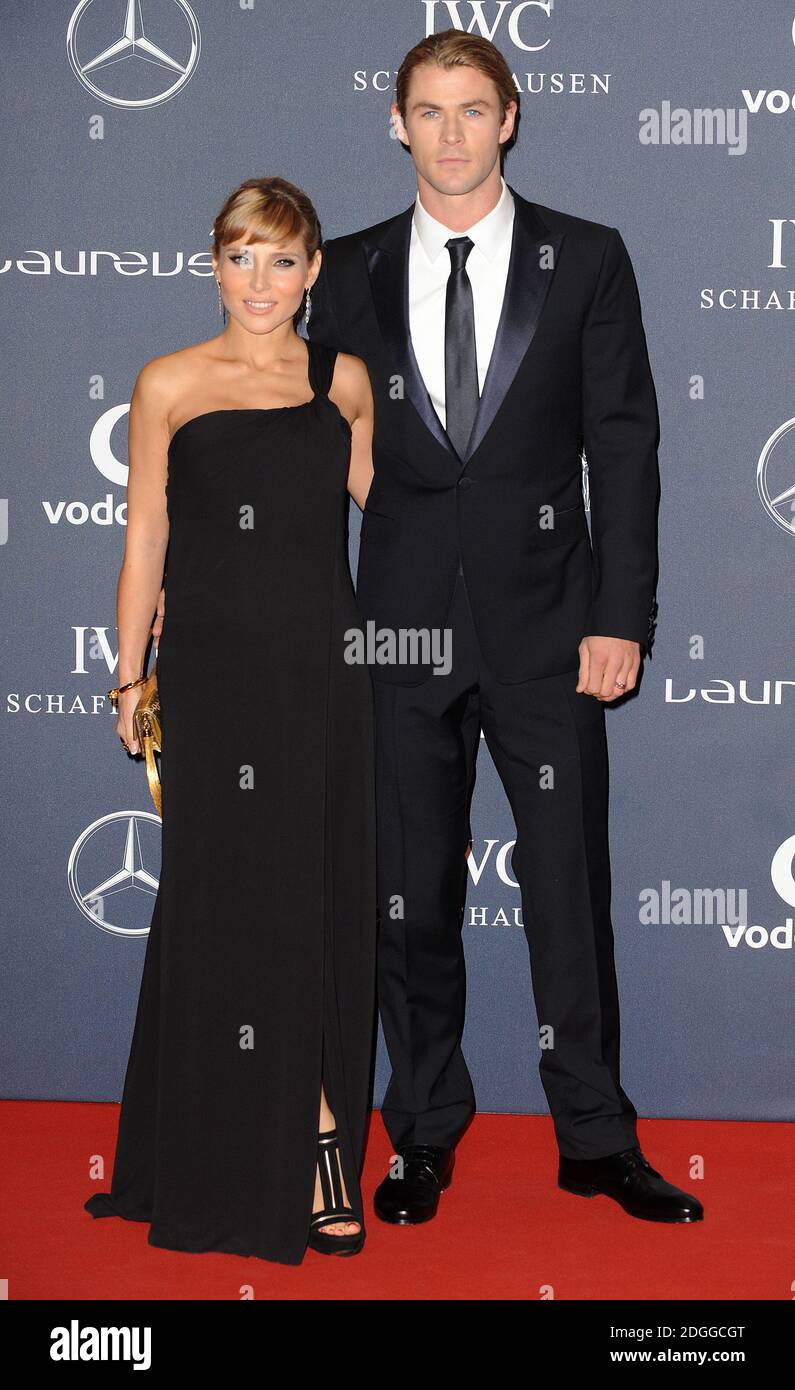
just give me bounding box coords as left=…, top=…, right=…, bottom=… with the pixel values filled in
left=212, top=230, right=320, bottom=333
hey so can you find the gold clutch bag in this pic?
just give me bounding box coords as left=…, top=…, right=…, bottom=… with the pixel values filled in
left=132, top=669, right=162, bottom=816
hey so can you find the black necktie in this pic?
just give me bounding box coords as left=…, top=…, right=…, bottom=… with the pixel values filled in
left=444, top=236, right=479, bottom=462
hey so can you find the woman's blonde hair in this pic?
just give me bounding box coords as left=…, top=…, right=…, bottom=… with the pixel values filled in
left=211, top=176, right=321, bottom=328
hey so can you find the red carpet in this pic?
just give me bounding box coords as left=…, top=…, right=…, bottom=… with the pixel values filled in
left=2, top=1102, right=790, bottom=1300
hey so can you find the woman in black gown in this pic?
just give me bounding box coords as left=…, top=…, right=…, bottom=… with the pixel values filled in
left=85, top=177, right=377, bottom=1263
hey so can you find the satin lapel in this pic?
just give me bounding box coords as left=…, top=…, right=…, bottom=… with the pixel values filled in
left=363, top=206, right=455, bottom=461
left=361, top=190, right=564, bottom=470
left=463, top=192, right=564, bottom=466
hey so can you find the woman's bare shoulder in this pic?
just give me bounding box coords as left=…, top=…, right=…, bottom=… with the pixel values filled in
left=135, top=340, right=211, bottom=397
left=132, top=339, right=220, bottom=421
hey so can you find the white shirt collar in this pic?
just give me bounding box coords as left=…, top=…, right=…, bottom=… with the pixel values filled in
left=412, top=174, right=514, bottom=264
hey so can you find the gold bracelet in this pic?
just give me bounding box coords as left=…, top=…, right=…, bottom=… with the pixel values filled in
left=108, top=675, right=147, bottom=710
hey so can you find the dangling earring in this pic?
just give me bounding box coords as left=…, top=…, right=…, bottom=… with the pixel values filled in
left=216, top=279, right=225, bottom=319
left=304, top=287, right=312, bottom=325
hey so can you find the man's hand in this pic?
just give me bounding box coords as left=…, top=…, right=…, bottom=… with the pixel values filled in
left=152, top=586, right=165, bottom=646
left=577, top=635, right=640, bottom=701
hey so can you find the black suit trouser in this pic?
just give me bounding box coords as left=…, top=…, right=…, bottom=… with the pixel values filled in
left=372, top=570, right=640, bottom=1160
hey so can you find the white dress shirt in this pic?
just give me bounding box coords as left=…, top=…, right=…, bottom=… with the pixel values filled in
left=408, top=174, right=515, bottom=431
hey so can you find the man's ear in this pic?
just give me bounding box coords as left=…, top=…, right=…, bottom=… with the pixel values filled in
left=500, top=99, right=518, bottom=142
left=390, top=103, right=409, bottom=147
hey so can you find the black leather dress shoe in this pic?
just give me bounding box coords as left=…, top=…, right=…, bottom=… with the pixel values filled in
left=558, top=1146, right=704, bottom=1223
left=374, top=1144, right=454, bottom=1225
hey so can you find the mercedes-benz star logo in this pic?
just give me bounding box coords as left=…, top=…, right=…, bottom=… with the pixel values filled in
left=68, top=811, right=161, bottom=936
left=67, top=0, right=201, bottom=109
left=756, top=416, right=795, bottom=536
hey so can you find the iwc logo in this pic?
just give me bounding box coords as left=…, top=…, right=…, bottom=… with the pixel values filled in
left=67, top=0, right=201, bottom=109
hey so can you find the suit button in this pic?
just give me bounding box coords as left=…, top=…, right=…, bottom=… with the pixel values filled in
left=457, top=477, right=472, bottom=489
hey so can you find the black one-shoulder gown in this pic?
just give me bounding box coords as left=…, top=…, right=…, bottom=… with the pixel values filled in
left=85, top=340, right=377, bottom=1264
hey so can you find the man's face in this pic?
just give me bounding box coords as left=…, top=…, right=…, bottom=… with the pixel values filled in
left=391, top=61, right=516, bottom=199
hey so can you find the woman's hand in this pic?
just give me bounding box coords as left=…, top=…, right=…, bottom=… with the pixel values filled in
left=116, top=687, right=142, bottom=756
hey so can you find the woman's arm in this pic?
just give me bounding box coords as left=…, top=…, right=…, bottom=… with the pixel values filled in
left=115, top=359, right=171, bottom=753
left=330, top=353, right=374, bottom=511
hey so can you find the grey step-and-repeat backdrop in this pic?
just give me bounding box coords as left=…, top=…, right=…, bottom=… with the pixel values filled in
left=2, top=2, right=793, bottom=1123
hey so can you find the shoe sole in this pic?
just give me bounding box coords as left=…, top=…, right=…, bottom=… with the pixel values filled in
left=308, top=1246, right=364, bottom=1256
left=306, top=1235, right=366, bottom=1255
left=558, top=1178, right=704, bottom=1222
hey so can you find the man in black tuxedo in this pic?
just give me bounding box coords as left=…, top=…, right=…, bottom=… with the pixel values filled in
left=308, top=29, right=703, bottom=1226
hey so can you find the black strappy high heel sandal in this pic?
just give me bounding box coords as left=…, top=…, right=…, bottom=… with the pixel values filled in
left=306, top=1128, right=365, bottom=1256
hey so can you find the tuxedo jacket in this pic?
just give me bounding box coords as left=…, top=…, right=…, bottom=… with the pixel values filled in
left=307, top=183, right=660, bottom=685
